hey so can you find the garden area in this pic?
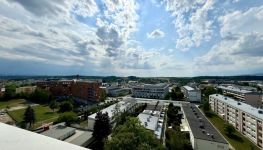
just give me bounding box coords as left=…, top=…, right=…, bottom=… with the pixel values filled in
left=205, top=111, right=260, bottom=150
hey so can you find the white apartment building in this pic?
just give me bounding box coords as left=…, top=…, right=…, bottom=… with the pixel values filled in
left=217, top=85, right=262, bottom=107
left=181, top=86, right=201, bottom=102
left=209, top=94, right=263, bottom=148
left=182, top=104, right=229, bottom=150
left=132, top=83, right=169, bottom=99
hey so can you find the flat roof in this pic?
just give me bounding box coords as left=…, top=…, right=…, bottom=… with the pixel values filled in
left=182, top=86, right=194, bottom=91
left=182, top=104, right=228, bottom=144
left=210, top=94, right=263, bottom=120
left=42, top=124, right=75, bottom=140
left=88, top=99, right=135, bottom=120
left=217, top=86, right=252, bottom=94
left=70, top=131, right=93, bottom=146
left=0, top=123, right=89, bottom=150
left=133, top=83, right=169, bottom=89
left=138, top=113, right=158, bottom=131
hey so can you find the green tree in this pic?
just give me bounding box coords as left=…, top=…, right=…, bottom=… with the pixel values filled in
left=30, top=88, right=50, bottom=103
left=105, top=117, right=164, bottom=150
left=99, top=89, right=107, bottom=102
left=55, top=112, right=77, bottom=126
left=59, top=101, right=73, bottom=112
left=203, top=100, right=210, bottom=112
left=165, top=129, right=192, bottom=150
left=203, top=86, right=216, bottom=98
left=224, top=124, right=235, bottom=135
left=4, top=84, right=17, bottom=99
left=49, top=100, right=59, bottom=112
left=93, top=111, right=112, bottom=142
left=23, top=106, right=36, bottom=127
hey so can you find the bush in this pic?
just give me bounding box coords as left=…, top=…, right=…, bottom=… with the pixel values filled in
left=55, top=113, right=77, bottom=126
left=59, top=101, right=73, bottom=112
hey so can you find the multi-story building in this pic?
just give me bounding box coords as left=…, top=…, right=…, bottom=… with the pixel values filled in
left=138, top=102, right=165, bottom=139
left=105, top=86, right=131, bottom=97
left=181, top=86, right=201, bottom=102
left=15, top=86, right=36, bottom=94
left=209, top=94, right=263, bottom=148
left=36, top=80, right=101, bottom=103
left=181, top=103, right=229, bottom=150
left=132, top=83, right=169, bottom=99
left=217, top=85, right=262, bottom=107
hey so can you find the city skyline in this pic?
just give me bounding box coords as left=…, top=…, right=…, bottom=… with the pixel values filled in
left=0, top=0, right=263, bottom=77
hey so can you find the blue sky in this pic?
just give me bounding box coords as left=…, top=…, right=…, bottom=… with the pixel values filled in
left=0, top=0, right=263, bottom=77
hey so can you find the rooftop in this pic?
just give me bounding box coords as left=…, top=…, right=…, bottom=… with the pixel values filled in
left=182, top=86, right=195, bottom=91
left=88, top=99, right=135, bottom=120
left=217, top=85, right=252, bottom=94
left=182, top=103, right=228, bottom=144
left=133, top=83, right=169, bottom=89
left=138, top=113, right=158, bottom=131
left=41, top=123, right=76, bottom=140
left=210, top=94, right=263, bottom=120
left=0, top=123, right=88, bottom=150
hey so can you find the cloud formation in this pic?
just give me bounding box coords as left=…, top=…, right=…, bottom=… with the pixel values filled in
left=147, top=29, right=165, bottom=39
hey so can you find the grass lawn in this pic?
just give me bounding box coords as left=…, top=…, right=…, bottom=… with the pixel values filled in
left=205, top=112, right=260, bottom=150
left=8, top=105, right=76, bottom=129
left=0, top=99, right=27, bottom=109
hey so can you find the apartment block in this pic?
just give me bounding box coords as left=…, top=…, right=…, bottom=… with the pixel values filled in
left=181, top=86, right=201, bottom=102
left=36, top=80, right=101, bottom=103
left=132, top=83, right=169, bottom=99
left=15, top=86, right=36, bottom=94
left=209, top=94, right=263, bottom=148
left=217, top=85, right=262, bottom=107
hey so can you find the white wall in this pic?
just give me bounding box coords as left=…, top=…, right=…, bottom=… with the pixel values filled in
left=195, top=138, right=229, bottom=150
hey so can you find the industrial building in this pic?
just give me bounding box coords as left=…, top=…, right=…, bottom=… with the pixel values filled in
left=132, top=83, right=169, bottom=99
left=105, top=86, right=131, bottom=97
left=217, top=85, right=262, bottom=107
left=209, top=94, right=263, bottom=148
left=36, top=80, right=102, bottom=103
left=182, top=104, right=229, bottom=150
left=181, top=86, right=201, bottom=102
left=0, top=122, right=89, bottom=150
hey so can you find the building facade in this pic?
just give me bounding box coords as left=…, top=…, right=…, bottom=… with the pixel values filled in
left=181, top=86, right=201, bottom=102
left=36, top=80, right=101, bottom=103
left=217, top=85, right=262, bottom=107
left=15, top=86, right=36, bottom=94
left=132, top=83, right=169, bottom=99
left=209, top=94, right=263, bottom=148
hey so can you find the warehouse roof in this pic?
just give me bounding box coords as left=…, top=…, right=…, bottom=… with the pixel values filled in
left=182, top=104, right=228, bottom=144
left=0, top=123, right=89, bottom=150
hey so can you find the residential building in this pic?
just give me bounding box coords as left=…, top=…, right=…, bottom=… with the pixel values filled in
left=0, top=122, right=89, bottom=150
left=36, top=80, right=101, bottom=103
left=217, top=85, right=262, bottom=107
left=181, top=86, right=201, bottom=102
left=87, top=99, right=138, bottom=130
left=106, top=86, right=131, bottom=97
left=209, top=94, right=263, bottom=148
left=15, top=86, right=36, bottom=94
left=181, top=103, right=229, bottom=150
left=137, top=102, right=165, bottom=139
left=132, top=83, right=169, bottom=99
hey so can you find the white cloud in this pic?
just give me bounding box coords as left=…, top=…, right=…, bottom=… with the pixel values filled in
left=163, top=0, right=215, bottom=51
left=147, top=29, right=165, bottom=39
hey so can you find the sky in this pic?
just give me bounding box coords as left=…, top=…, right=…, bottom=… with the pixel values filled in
left=0, top=0, right=263, bottom=77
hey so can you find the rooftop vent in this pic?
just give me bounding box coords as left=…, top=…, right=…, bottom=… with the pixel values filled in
left=144, top=122, right=148, bottom=127
left=147, top=117, right=150, bottom=122
left=216, top=94, right=218, bottom=96
left=224, top=97, right=227, bottom=100
left=202, top=129, right=206, bottom=133
left=199, top=122, right=204, bottom=129
left=237, top=102, right=241, bottom=105
left=211, top=134, right=214, bottom=139
left=258, top=110, right=263, bottom=114
left=207, top=133, right=210, bottom=136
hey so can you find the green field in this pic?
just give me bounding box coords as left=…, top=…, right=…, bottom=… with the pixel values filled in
left=0, top=99, right=27, bottom=109
left=205, top=112, right=260, bottom=150
left=8, top=105, right=76, bottom=129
